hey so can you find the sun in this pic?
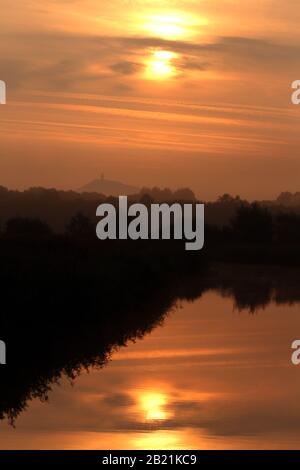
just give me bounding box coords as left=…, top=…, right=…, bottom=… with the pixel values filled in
left=139, top=391, right=170, bottom=421
left=136, top=12, right=207, bottom=80
left=145, top=49, right=177, bottom=80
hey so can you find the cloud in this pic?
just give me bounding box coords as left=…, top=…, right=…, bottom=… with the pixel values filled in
left=106, top=396, right=300, bottom=438
left=1, top=30, right=299, bottom=94
left=174, top=57, right=210, bottom=72
left=110, top=61, right=143, bottom=75
left=101, top=392, right=134, bottom=407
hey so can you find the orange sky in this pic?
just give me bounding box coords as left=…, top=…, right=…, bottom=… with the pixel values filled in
left=0, top=0, right=299, bottom=199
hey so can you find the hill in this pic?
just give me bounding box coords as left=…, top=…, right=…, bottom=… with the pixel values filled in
left=78, top=177, right=139, bottom=196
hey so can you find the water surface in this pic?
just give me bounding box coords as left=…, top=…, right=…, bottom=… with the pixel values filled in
left=1, top=289, right=300, bottom=449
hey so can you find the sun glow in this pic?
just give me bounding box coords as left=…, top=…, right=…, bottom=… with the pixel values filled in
left=145, top=49, right=177, bottom=80
left=145, top=14, right=187, bottom=39
left=141, top=12, right=205, bottom=40
left=139, top=392, right=170, bottom=421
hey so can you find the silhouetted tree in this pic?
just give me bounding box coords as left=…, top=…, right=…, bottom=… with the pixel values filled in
left=139, top=194, right=154, bottom=206
left=275, top=212, right=300, bottom=243
left=173, top=188, right=196, bottom=201
left=65, top=212, right=94, bottom=238
left=276, top=192, right=300, bottom=207
left=230, top=203, right=273, bottom=243
left=5, top=217, right=52, bottom=238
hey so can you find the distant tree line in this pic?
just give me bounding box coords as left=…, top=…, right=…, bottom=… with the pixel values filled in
left=0, top=185, right=300, bottom=233
left=1, top=201, right=300, bottom=249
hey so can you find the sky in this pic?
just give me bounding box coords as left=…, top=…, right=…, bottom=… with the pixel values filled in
left=0, top=0, right=299, bottom=199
